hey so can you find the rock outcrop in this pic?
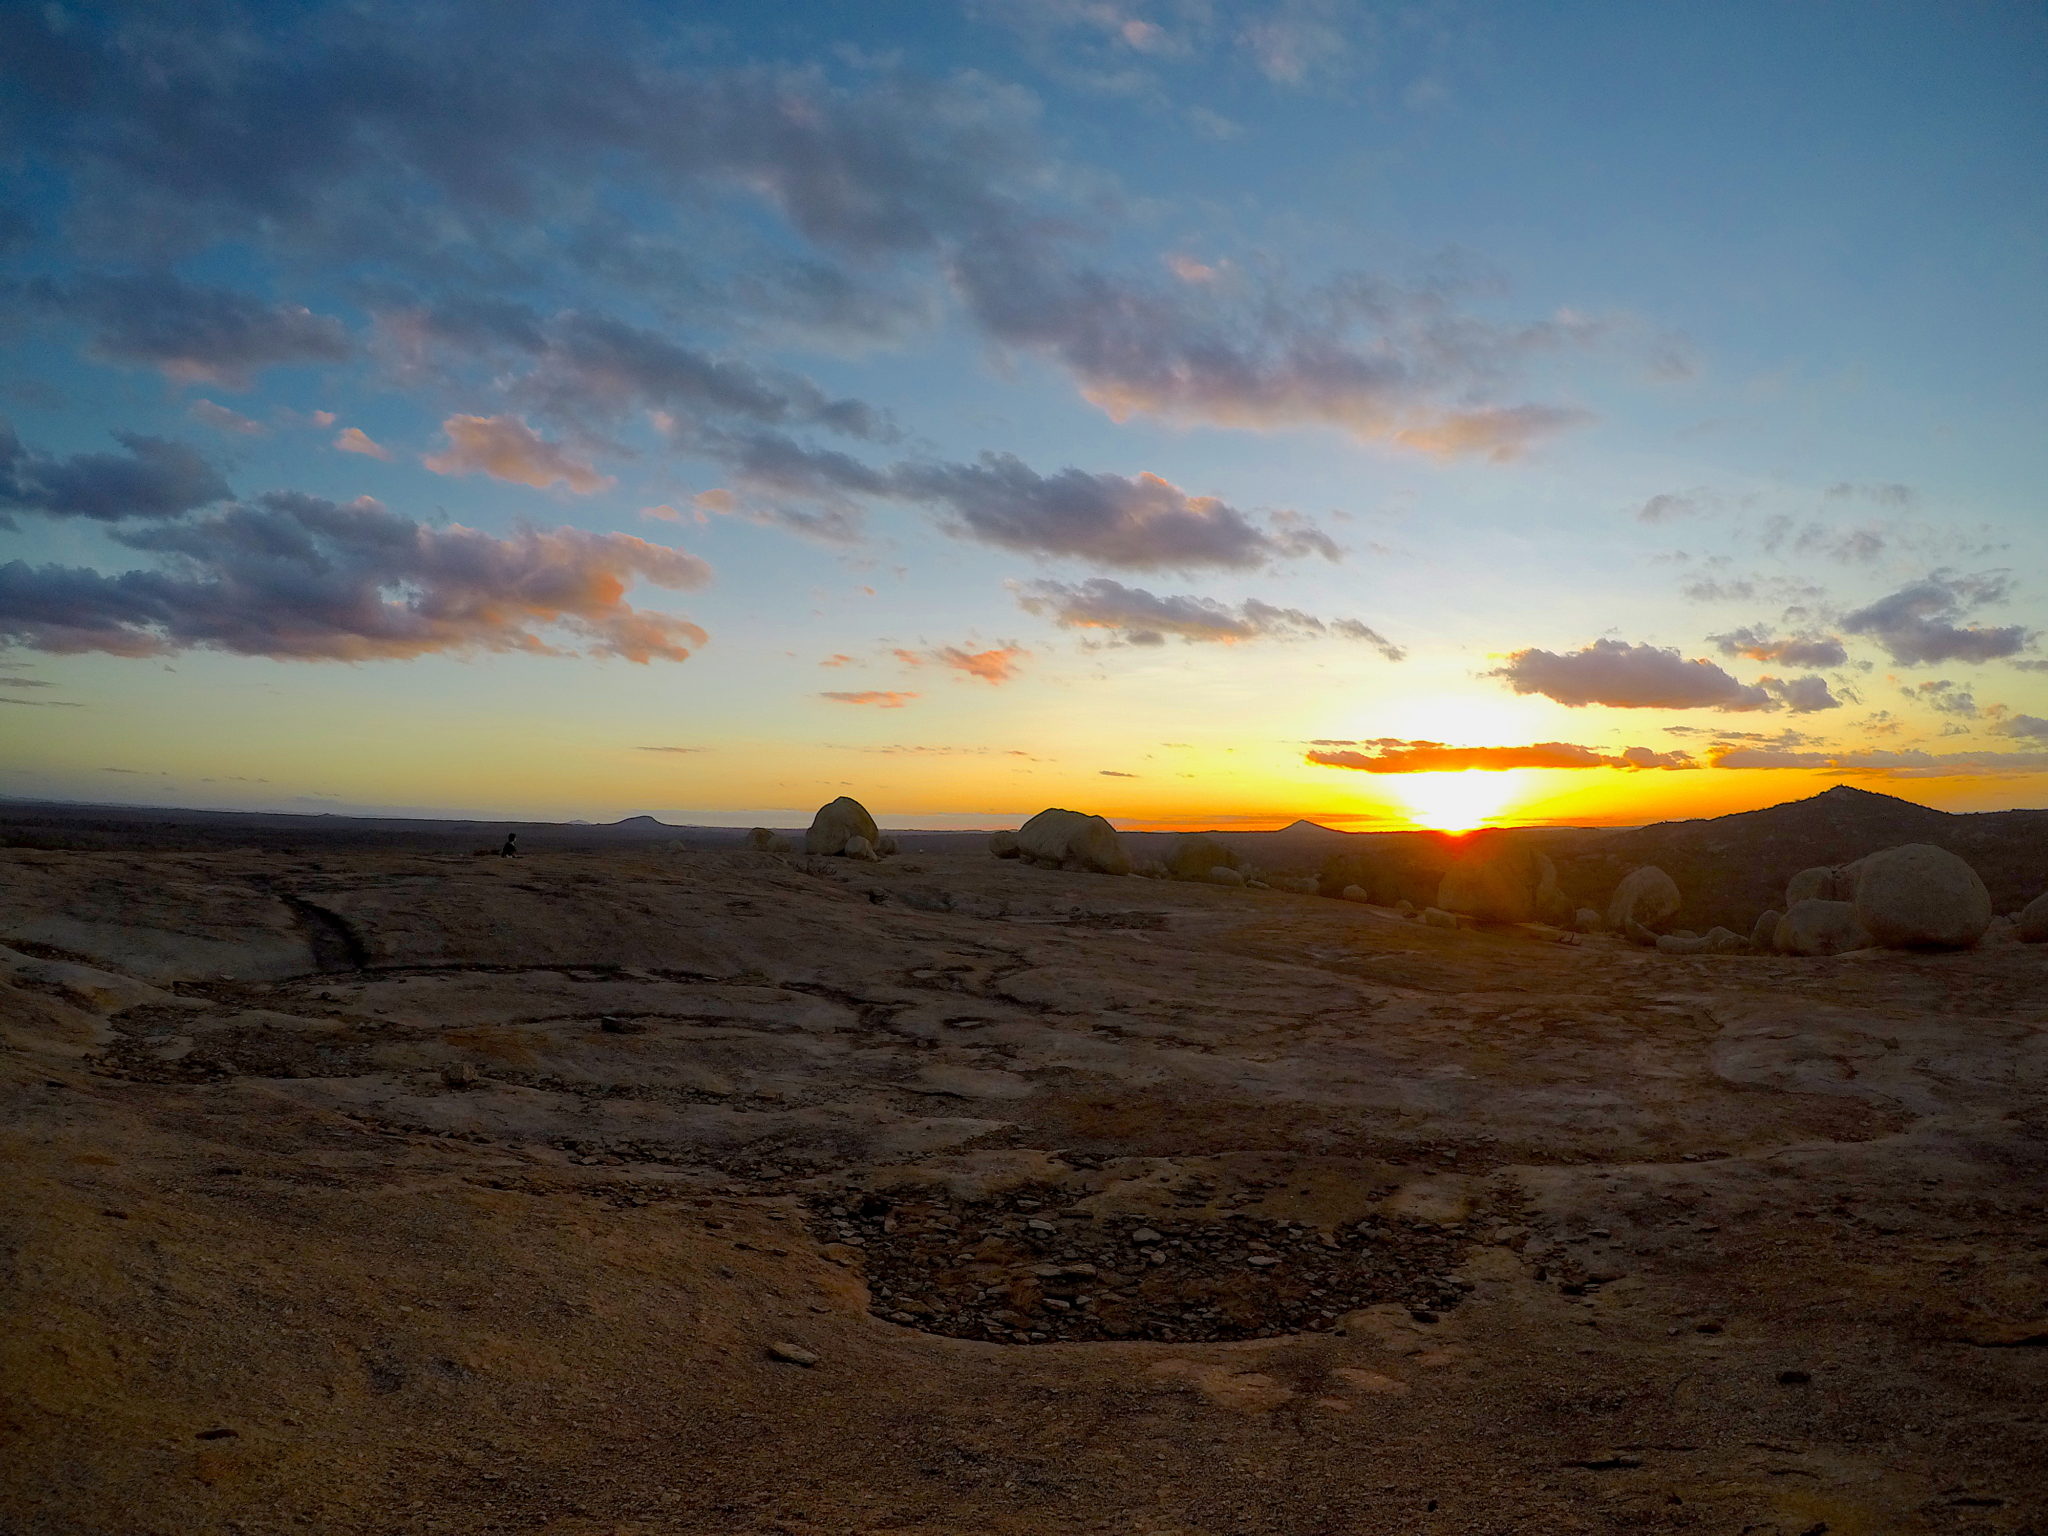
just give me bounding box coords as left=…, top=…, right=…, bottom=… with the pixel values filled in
left=805, top=797, right=881, bottom=857
left=1774, top=899, right=1872, bottom=956
left=1206, top=865, right=1246, bottom=887
left=744, top=827, right=792, bottom=853
left=2018, top=890, right=2048, bottom=943
left=1606, top=866, right=1681, bottom=940
left=1749, top=909, right=1782, bottom=949
left=989, top=830, right=1021, bottom=859
left=1574, top=907, right=1602, bottom=934
left=1014, top=808, right=1132, bottom=876
left=1168, top=837, right=1240, bottom=881
left=1704, top=926, right=1748, bottom=954
left=843, top=835, right=879, bottom=863
left=1850, top=843, right=1992, bottom=950
left=1436, top=844, right=1553, bottom=925
left=1785, top=866, right=1838, bottom=907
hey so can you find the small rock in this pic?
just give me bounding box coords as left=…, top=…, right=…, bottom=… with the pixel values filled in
left=1130, top=1227, right=1163, bottom=1244
left=1776, top=1368, right=1811, bottom=1385
left=767, top=1341, right=819, bottom=1367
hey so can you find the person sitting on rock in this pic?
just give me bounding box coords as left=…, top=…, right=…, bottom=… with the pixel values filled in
left=499, top=832, right=518, bottom=858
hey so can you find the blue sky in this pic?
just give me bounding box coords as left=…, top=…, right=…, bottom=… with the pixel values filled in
left=2, top=0, right=2044, bottom=828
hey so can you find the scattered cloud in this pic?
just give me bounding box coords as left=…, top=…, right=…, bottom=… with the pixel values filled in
left=1016, top=577, right=1401, bottom=656
left=1, top=419, right=230, bottom=522
left=423, top=415, right=612, bottom=494
left=334, top=427, right=393, bottom=460
left=1706, top=744, right=2048, bottom=779
left=29, top=272, right=351, bottom=386
left=1905, top=679, right=1979, bottom=718
left=636, top=745, right=710, bottom=753
left=1490, top=639, right=1782, bottom=711
left=1706, top=625, right=1848, bottom=669
left=819, top=690, right=917, bottom=708
left=927, top=645, right=1029, bottom=684
left=1307, top=740, right=1697, bottom=773
left=1099, top=768, right=1137, bottom=777
left=1840, top=571, right=2031, bottom=666
left=1996, top=713, right=2048, bottom=741
left=188, top=399, right=267, bottom=436
left=0, top=492, right=710, bottom=661
left=1824, top=481, right=1916, bottom=507
left=818, top=653, right=857, bottom=668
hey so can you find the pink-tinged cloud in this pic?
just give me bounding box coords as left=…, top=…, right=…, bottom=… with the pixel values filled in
left=0, top=492, right=710, bottom=663
left=310, top=411, right=337, bottom=428
left=818, top=653, right=857, bottom=668
left=1307, top=740, right=1697, bottom=774
left=640, top=503, right=683, bottom=521
left=1390, top=405, right=1595, bottom=464
left=334, top=426, right=393, bottom=460
left=820, top=690, right=917, bottom=708
left=931, top=644, right=1028, bottom=683
left=424, top=414, right=612, bottom=493
left=188, top=399, right=267, bottom=436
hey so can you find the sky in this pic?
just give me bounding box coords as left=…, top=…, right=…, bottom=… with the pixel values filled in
left=2, top=0, right=2045, bottom=832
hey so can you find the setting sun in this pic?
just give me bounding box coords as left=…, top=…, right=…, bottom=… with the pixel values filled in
left=1389, top=771, right=1519, bottom=833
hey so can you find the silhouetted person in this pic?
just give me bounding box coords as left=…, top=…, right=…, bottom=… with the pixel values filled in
left=499, top=832, right=518, bottom=858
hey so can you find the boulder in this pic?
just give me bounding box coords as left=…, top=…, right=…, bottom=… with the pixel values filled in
left=875, top=834, right=900, bottom=857
left=1851, top=843, right=1992, bottom=950
left=1704, top=926, right=1748, bottom=954
left=1774, top=899, right=1873, bottom=957
left=1749, top=909, right=1782, bottom=949
left=1571, top=907, right=1601, bottom=934
left=1015, top=808, right=1132, bottom=876
left=1395, top=899, right=1417, bottom=917
left=1133, top=859, right=1170, bottom=879
left=1340, top=884, right=1370, bottom=903
left=1169, top=836, right=1240, bottom=881
left=1657, top=932, right=1707, bottom=955
left=2018, top=891, right=2048, bottom=943
left=1533, top=856, right=1573, bottom=926
left=1785, top=866, right=1836, bottom=907
left=989, top=830, right=1021, bottom=859
left=804, top=796, right=880, bottom=857
left=1606, top=866, right=1680, bottom=937
left=1436, top=842, right=1550, bottom=924
left=843, top=834, right=879, bottom=863
left=1270, top=875, right=1317, bottom=894
left=1317, top=851, right=1378, bottom=899
left=1420, top=907, right=1459, bottom=929
left=744, top=827, right=792, bottom=853
left=1206, top=865, right=1246, bottom=887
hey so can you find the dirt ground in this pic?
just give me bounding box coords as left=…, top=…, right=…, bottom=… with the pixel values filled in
left=3, top=843, right=2044, bottom=1535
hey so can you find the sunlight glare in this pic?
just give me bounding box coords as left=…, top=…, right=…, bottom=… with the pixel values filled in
left=1391, top=771, right=1518, bottom=833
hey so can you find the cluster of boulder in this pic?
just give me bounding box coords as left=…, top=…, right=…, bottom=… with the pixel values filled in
left=1610, top=841, right=2017, bottom=957
left=748, top=797, right=899, bottom=862
left=992, top=808, right=1132, bottom=875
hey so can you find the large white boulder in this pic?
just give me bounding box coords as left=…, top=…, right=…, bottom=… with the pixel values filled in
left=1851, top=843, right=1992, bottom=950
left=1015, top=808, right=1132, bottom=876
left=804, top=796, right=881, bottom=857
left=1774, top=899, right=1873, bottom=957
left=1606, top=866, right=1681, bottom=940
left=2018, top=890, right=2048, bottom=943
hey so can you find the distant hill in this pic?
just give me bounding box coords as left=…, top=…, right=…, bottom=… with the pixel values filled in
left=1553, top=785, right=2048, bottom=931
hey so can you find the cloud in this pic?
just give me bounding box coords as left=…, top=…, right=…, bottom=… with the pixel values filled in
left=0, top=419, right=230, bottom=521
left=424, top=415, right=613, bottom=494
left=1099, top=769, right=1137, bottom=777
left=1707, top=625, right=1848, bottom=669
left=1761, top=675, right=1841, bottom=713
left=0, top=696, right=82, bottom=707
left=1016, top=577, right=1402, bottom=655
left=188, top=399, right=267, bottom=436
left=1824, top=481, right=1916, bottom=507
left=819, top=690, right=916, bottom=708
left=1488, top=639, right=1780, bottom=711
left=1906, top=679, right=1979, bottom=718
left=1636, top=491, right=1706, bottom=524
left=927, top=645, right=1029, bottom=684
left=1389, top=405, right=1595, bottom=463
left=636, top=745, right=709, bottom=753
left=818, top=653, right=857, bottom=668
left=30, top=272, right=351, bottom=386
left=334, top=427, right=393, bottom=460
left=0, top=491, right=710, bottom=662
left=1707, top=744, right=2048, bottom=779
left=1840, top=571, right=2031, bottom=665
left=1306, top=739, right=1698, bottom=773
left=899, top=457, right=1336, bottom=570
left=1996, top=713, right=2048, bottom=741
left=0, top=676, right=50, bottom=688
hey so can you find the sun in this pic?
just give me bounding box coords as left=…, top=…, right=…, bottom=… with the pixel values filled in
left=1390, top=771, right=1517, bottom=833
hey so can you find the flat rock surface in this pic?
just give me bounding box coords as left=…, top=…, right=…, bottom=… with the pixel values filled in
left=3, top=845, right=2044, bottom=1534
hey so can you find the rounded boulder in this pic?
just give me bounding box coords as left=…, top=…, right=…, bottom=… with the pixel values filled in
left=1606, top=866, right=1681, bottom=936
left=1015, top=807, right=1132, bottom=876
left=1774, top=899, right=1873, bottom=957
left=2017, top=890, right=2048, bottom=943
left=1851, top=843, right=1991, bottom=950
left=804, top=796, right=880, bottom=857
